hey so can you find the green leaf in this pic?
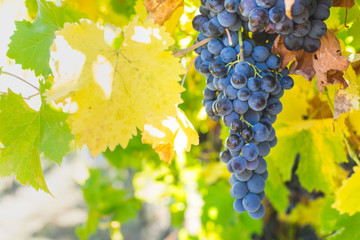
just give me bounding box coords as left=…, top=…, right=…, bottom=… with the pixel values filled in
left=76, top=209, right=100, bottom=240
left=0, top=88, right=73, bottom=193
left=265, top=158, right=289, bottom=213
left=25, top=0, right=38, bottom=19
left=7, top=0, right=85, bottom=76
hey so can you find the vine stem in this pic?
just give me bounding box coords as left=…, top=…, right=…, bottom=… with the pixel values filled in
left=173, top=37, right=212, bottom=58
left=1, top=71, right=39, bottom=91
left=181, top=56, right=198, bottom=87
left=237, top=28, right=244, bottom=62
left=324, top=87, right=360, bottom=166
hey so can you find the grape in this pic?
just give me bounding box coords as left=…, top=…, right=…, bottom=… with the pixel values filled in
left=230, top=119, right=244, bottom=133
left=292, top=9, right=309, bottom=24
left=256, top=0, right=276, bottom=9
left=269, top=136, right=277, bottom=147
left=233, top=199, right=246, bottom=213
left=225, top=0, right=240, bottom=12
left=245, top=57, right=256, bottom=65
left=274, top=18, right=293, bottom=35
left=234, top=62, right=255, bottom=78
left=248, top=91, right=267, bottom=111
left=231, top=73, right=247, bottom=89
left=247, top=77, right=261, bottom=91
left=293, top=20, right=311, bottom=37
left=229, top=18, right=243, bottom=31
left=230, top=173, right=240, bottom=185
left=257, top=191, right=266, bottom=200
left=308, top=19, right=327, bottom=39
left=235, top=169, right=253, bottom=181
left=231, top=156, right=247, bottom=173
left=269, top=7, right=286, bottom=23
left=200, top=0, right=210, bottom=8
left=220, top=150, right=232, bottom=163
left=261, top=171, right=268, bottom=181
left=246, top=157, right=259, bottom=170
left=226, top=133, right=244, bottom=151
left=252, top=123, right=270, bottom=142
left=249, top=7, right=270, bottom=30
left=237, top=88, right=251, bottom=101
left=209, top=58, right=227, bottom=78
left=257, top=141, right=271, bottom=156
left=318, top=0, right=332, bottom=8
left=255, top=62, right=268, bottom=71
left=280, top=76, right=294, bottom=90
left=241, top=127, right=254, bottom=141
left=243, top=193, right=261, bottom=212
left=223, top=111, right=240, bottom=127
left=225, top=85, right=238, bottom=100
left=313, top=4, right=330, bottom=21
left=218, top=75, right=231, bottom=90
left=227, top=160, right=235, bottom=173
left=233, top=99, right=249, bottom=114
left=230, top=181, right=248, bottom=198
left=192, top=15, right=209, bottom=32
left=242, top=143, right=259, bottom=160
left=240, top=0, right=258, bottom=17
left=223, top=31, right=239, bottom=47
left=208, top=38, right=225, bottom=55
left=244, top=109, right=261, bottom=124
left=215, top=98, right=233, bottom=116
left=266, top=55, right=281, bottom=70
left=254, top=157, right=267, bottom=174
left=199, top=6, right=210, bottom=16
left=291, top=0, right=305, bottom=16
left=208, top=17, right=225, bottom=36
left=243, top=40, right=254, bottom=57
left=247, top=174, right=265, bottom=193
left=209, top=0, right=225, bottom=13
left=201, top=49, right=214, bottom=61
left=248, top=204, right=265, bottom=219
left=206, top=76, right=217, bottom=91
left=199, top=61, right=211, bottom=76
left=284, top=34, right=304, bottom=51
left=266, top=127, right=276, bottom=141
left=252, top=46, right=270, bottom=62
left=205, top=101, right=217, bottom=118
left=303, top=35, right=320, bottom=53
left=218, top=10, right=237, bottom=27
left=261, top=75, right=277, bottom=92
left=266, top=98, right=283, bottom=115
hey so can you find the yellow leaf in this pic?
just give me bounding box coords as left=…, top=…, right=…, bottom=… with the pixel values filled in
left=134, top=0, right=148, bottom=22
left=46, top=18, right=186, bottom=157
left=163, top=6, right=184, bottom=34
left=333, top=166, right=360, bottom=215
left=142, top=108, right=199, bottom=164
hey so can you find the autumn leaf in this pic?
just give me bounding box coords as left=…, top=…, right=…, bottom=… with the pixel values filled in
left=144, top=0, right=184, bottom=25
left=272, top=31, right=350, bottom=92
left=332, top=0, right=355, bottom=8
left=46, top=18, right=188, bottom=157
left=333, top=166, right=360, bottom=215
left=142, top=108, right=199, bottom=164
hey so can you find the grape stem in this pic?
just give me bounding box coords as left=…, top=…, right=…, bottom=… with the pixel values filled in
left=173, top=37, right=212, bottom=58
left=240, top=115, right=253, bottom=127
left=181, top=56, right=198, bottom=87
left=225, top=28, right=233, bottom=46
left=237, top=29, right=244, bottom=62
left=0, top=70, right=39, bottom=91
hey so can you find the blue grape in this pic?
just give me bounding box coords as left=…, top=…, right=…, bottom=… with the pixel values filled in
left=269, top=136, right=277, bottom=147
left=218, top=10, right=238, bottom=27
left=231, top=73, right=247, bottom=89
left=260, top=75, right=277, bottom=92
left=233, top=199, right=246, bottom=213
left=252, top=123, right=270, bottom=142
left=225, top=85, right=238, bottom=100
left=280, top=76, right=294, bottom=90
left=266, top=55, right=281, bottom=70
left=231, top=156, right=247, bottom=173
left=247, top=77, right=261, bottom=91
left=223, top=111, right=240, bottom=127
left=192, top=15, right=209, bottom=32
left=303, top=35, right=320, bottom=53
left=243, top=40, right=254, bottom=57
left=249, top=7, right=270, bottom=30
left=254, top=157, right=267, bottom=174
left=233, top=99, right=249, bottom=114
left=235, top=169, right=253, bottom=181
left=246, top=158, right=259, bottom=170
left=239, top=0, right=257, bottom=17
left=293, top=9, right=309, bottom=24
left=261, top=171, right=268, bottom=180
left=223, top=31, right=239, bottom=47
left=201, top=48, right=214, bottom=61
left=208, top=17, right=225, bottom=36
left=230, top=181, right=248, bottom=198
left=242, top=143, right=259, bottom=161
left=225, top=0, right=240, bottom=12
left=237, top=88, right=251, bottom=101
left=241, top=127, right=254, bottom=141
left=269, top=7, right=286, bottom=23
left=218, top=75, right=231, bottom=90
left=284, top=34, right=304, bottom=51
left=230, top=173, right=240, bottom=185
left=247, top=174, right=265, bottom=193
left=243, top=193, right=261, bottom=212
left=248, top=204, right=265, bottom=219
left=220, top=47, right=237, bottom=63
left=208, top=38, right=225, bottom=54
left=248, top=91, right=267, bottom=111
left=255, top=62, right=268, bottom=71
left=229, top=18, right=243, bottom=31
left=252, top=46, right=270, bottom=62
left=209, top=0, right=225, bottom=13
left=266, top=98, right=283, bottom=115
left=226, top=133, right=244, bottom=151
left=257, top=141, right=271, bottom=156
left=230, top=119, right=245, bottom=133
left=220, top=150, right=232, bottom=163
left=313, top=3, right=330, bottom=21
left=245, top=57, right=256, bottom=65
left=214, top=98, right=233, bottom=116
left=206, top=76, right=217, bottom=91
left=244, top=109, right=261, bottom=125
left=234, top=62, right=255, bottom=78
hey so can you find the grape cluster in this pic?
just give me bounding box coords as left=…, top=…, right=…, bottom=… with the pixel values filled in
left=192, top=3, right=295, bottom=219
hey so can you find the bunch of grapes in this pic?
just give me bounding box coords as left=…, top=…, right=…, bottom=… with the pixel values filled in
left=192, top=2, right=296, bottom=219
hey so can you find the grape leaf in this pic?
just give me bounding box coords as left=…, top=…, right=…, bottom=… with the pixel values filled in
left=46, top=18, right=186, bottom=157
left=333, top=166, right=360, bottom=215
left=7, top=0, right=84, bottom=76
left=332, top=0, right=355, bottom=8
left=25, top=0, right=38, bottom=19
left=272, top=31, right=350, bottom=92
left=144, top=0, right=184, bottom=25
left=142, top=108, right=199, bottom=164
left=0, top=88, right=73, bottom=193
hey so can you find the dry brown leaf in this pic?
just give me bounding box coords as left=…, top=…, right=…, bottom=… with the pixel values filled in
left=284, top=0, right=296, bottom=18
left=273, top=31, right=350, bottom=93
left=332, top=0, right=355, bottom=8
left=313, top=30, right=350, bottom=92
left=145, top=0, right=184, bottom=25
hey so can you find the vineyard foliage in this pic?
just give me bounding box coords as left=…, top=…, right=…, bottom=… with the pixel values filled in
left=0, top=0, right=360, bottom=239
